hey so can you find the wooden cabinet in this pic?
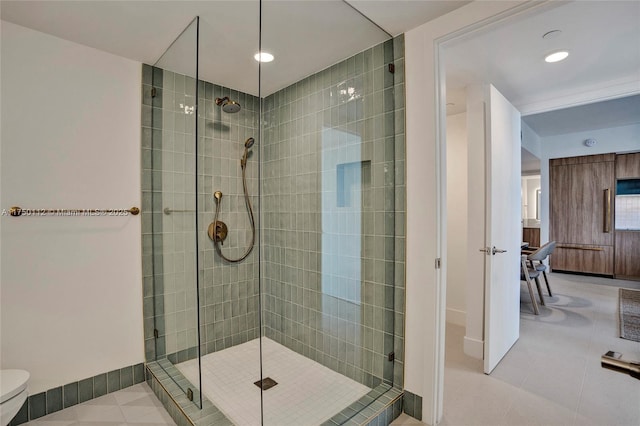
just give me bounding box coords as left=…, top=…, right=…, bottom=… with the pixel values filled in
left=615, top=231, right=640, bottom=280
left=522, top=227, right=540, bottom=247
left=614, top=153, right=640, bottom=280
left=552, top=245, right=614, bottom=275
left=550, top=154, right=615, bottom=275
left=616, top=152, right=640, bottom=179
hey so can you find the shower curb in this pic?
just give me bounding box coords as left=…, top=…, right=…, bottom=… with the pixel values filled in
left=323, top=386, right=403, bottom=426
left=146, top=361, right=233, bottom=426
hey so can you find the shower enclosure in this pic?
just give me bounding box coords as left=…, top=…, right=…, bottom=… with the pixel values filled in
left=141, top=2, right=406, bottom=424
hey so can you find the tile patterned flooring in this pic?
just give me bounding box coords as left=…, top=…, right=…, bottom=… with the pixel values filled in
left=176, top=337, right=371, bottom=426
left=439, top=273, right=640, bottom=426
left=24, top=383, right=175, bottom=426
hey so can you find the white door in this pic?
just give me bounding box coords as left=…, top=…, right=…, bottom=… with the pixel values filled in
left=482, top=85, right=522, bottom=374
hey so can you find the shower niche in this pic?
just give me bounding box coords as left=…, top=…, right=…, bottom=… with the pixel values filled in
left=141, top=3, right=405, bottom=424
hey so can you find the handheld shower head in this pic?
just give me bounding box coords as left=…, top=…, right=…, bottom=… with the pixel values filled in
left=241, top=137, right=255, bottom=169
left=215, top=97, right=241, bottom=113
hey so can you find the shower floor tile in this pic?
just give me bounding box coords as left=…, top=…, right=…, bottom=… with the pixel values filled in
left=176, top=337, right=370, bottom=426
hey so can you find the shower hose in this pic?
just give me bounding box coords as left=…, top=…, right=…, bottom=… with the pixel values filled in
left=212, top=162, right=255, bottom=263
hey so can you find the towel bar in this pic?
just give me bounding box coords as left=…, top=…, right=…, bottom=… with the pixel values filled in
left=8, top=206, right=140, bottom=217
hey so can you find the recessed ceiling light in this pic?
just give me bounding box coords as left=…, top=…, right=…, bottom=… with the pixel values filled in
left=542, top=30, right=562, bottom=40
left=254, top=52, right=274, bottom=63
left=544, top=50, right=569, bottom=63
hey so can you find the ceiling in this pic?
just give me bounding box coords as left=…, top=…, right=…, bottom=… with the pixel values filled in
left=2, top=1, right=637, bottom=150
left=444, top=1, right=640, bottom=139
left=523, top=94, right=640, bottom=138
left=0, top=0, right=470, bottom=96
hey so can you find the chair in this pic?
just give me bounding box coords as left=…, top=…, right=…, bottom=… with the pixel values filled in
left=523, top=241, right=556, bottom=297
left=520, top=255, right=543, bottom=315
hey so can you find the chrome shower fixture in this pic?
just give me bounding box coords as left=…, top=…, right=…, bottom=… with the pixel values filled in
left=215, top=96, right=241, bottom=113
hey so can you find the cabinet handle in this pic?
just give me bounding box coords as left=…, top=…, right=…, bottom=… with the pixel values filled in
left=604, top=189, right=611, bottom=233
left=557, top=245, right=604, bottom=251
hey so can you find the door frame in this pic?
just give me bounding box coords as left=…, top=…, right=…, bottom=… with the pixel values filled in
left=430, top=0, right=560, bottom=423
left=406, top=0, right=636, bottom=422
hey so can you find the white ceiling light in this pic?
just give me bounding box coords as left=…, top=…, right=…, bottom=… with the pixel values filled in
left=254, top=52, right=274, bottom=63
left=544, top=50, right=569, bottom=63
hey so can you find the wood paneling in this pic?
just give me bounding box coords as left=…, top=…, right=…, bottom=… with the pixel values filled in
left=550, top=153, right=615, bottom=166
left=615, top=231, right=640, bottom=280
left=616, top=153, right=640, bottom=179
left=551, top=245, right=614, bottom=276
left=550, top=154, right=615, bottom=275
left=550, top=158, right=615, bottom=247
left=523, top=227, right=540, bottom=248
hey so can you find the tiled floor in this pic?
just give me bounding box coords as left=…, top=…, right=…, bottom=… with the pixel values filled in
left=440, top=272, right=640, bottom=426
left=176, top=337, right=371, bottom=426
left=24, top=383, right=175, bottom=426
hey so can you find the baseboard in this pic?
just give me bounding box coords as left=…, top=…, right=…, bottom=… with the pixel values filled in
left=445, top=308, right=466, bottom=327
left=463, top=336, right=484, bottom=360
left=9, top=362, right=146, bottom=426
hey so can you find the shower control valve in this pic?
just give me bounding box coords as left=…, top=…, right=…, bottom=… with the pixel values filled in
left=208, top=220, right=228, bottom=245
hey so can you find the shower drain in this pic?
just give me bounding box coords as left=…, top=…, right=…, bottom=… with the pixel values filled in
left=254, top=377, right=278, bottom=390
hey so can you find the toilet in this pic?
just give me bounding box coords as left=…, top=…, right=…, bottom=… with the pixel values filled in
left=0, top=370, right=29, bottom=426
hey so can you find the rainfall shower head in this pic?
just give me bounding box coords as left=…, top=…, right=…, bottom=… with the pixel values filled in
left=244, top=137, right=255, bottom=149
left=215, top=97, right=241, bottom=113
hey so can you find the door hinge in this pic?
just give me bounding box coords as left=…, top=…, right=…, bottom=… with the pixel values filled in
left=435, top=258, right=441, bottom=269
left=187, top=388, right=194, bottom=401
left=388, top=352, right=395, bottom=362
left=388, top=63, right=395, bottom=74
left=151, top=87, right=157, bottom=98
left=153, top=328, right=159, bottom=339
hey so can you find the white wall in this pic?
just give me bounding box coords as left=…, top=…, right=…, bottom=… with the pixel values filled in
left=521, top=120, right=542, bottom=159
left=0, top=21, right=143, bottom=394
left=538, top=123, right=640, bottom=244
left=445, top=113, right=467, bottom=327
left=404, top=2, right=527, bottom=423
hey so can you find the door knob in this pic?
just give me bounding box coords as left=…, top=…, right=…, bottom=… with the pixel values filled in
left=492, top=247, right=507, bottom=255
left=479, top=247, right=507, bottom=255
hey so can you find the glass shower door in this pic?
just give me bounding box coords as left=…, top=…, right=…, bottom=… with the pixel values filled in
left=259, top=2, right=398, bottom=423
left=145, top=16, right=202, bottom=408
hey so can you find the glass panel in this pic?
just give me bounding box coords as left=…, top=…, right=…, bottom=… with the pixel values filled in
left=141, top=3, right=404, bottom=423
left=615, top=180, right=640, bottom=230
left=187, top=4, right=263, bottom=423
left=260, top=2, right=397, bottom=424
left=147, top=17, right=202, bottom=408
left=615, top=195, right=640, bottom=230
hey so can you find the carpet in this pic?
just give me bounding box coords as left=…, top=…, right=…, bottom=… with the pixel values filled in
left=619, top=288, right=640, bottom=342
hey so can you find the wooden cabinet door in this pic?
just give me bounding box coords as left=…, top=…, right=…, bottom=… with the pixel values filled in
left=615, top=231, right=640, bottom=280
left=616, top=153, right=640, bottom=179
left=550, top=159, right=615, bottom=247
left=522, top=228, right=540, bottom=247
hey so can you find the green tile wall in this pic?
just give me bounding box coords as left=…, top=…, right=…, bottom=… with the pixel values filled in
left=141, top=64, right=261, bottom=362
left=391, top=34, right=406, bottom=390
left=261, top=36, right=405, bottom=390
left=140, top=33, right=407, bottom=423
left=402, top=390, right=423, bottom=421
